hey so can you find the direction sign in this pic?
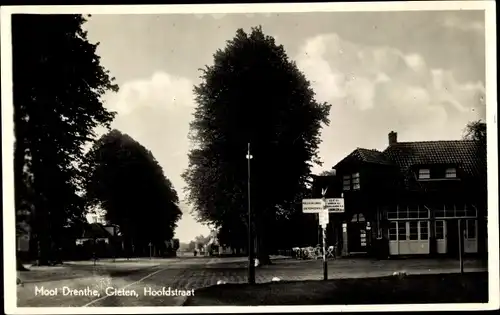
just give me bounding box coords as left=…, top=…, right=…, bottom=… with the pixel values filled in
left=303, top=198, right=345, bottom=213
left=302, top=198, right=324, bottom=213
left=325, top=198, right=345, bottom=213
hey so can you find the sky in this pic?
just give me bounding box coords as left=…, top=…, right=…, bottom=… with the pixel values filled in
left=83, top=9, right=486, bottom=243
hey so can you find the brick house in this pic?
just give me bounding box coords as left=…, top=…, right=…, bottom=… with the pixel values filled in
left=312, top=131, right=487, bottom=258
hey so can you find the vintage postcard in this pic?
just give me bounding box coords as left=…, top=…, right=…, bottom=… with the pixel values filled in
left=2, top=1, right=498, bottom=314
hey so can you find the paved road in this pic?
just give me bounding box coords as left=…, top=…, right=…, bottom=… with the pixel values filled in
left=17, top=256, right=487, bottom=307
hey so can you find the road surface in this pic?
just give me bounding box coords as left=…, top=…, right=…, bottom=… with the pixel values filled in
left=16, top=256, right=487, bottom=307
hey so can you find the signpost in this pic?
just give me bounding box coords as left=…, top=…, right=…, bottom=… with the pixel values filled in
left=320, top=198, right=328, bottom=280
left=149, top=242, right=152, bottom=260
left=302, top=193, right=344, bottom=281
left=302, top=198, right=345, bottom=213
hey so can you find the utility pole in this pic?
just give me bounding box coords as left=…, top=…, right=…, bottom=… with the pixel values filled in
left=321, top=195, right=328, bottom=281
left=246, top=143, right=255, bottom=284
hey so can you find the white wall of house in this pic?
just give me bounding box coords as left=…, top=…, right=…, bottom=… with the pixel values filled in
left=86, top=207, right=107, bottom=224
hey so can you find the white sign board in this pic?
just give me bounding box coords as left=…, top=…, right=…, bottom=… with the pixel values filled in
left=319, top=210, right=329, bottom=227
left=302, top=198, right=325, bottom=213
left=325, top=198, right=345, bottom=213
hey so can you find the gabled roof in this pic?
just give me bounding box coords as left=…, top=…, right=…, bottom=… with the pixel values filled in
left=333, top=148, right=393, bottom=169
left=382, top=140, right=484, bottom=178
left=331, top=139, right=484, bottom=184
left=355, top=148, right=393, bottom=165
left=80, top=223, right=114, bottom=239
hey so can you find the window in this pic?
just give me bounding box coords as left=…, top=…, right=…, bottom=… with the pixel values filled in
left=409, top=221, right=419, bottom=240
left=387, top=209, right=398, bottom=219
left=435, top=220, right=445, bottom=240
left=419, top=221, right=429, bottom=240
left=465, top=220, right=477, bottom=239
left=465, top=204, right=478, bottom=217
left=352, top=172, right=360, bottom=190
left=455, top=205, right=466, bottom=217
left=343, top=175, right=351, bottom=191
left=398, top=223, right=407, bottom=240
left=418, top=168, right=430, bottom=179
left=389, top=222, right=398, bottom=241
left=435, top=207, right=445, bottom=218
left=398, top=206, right=408, bottom=219
left=386, top=205, right=429, bottom=220
left=445, top=168, right=457, bottom=178
left=435, top=204, right=478, bottom=219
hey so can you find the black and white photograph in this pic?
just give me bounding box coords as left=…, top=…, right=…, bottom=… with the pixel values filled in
left=2, top=1, right=498, bottom=313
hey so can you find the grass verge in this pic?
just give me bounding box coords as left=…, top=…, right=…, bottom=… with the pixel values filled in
left=183, top=272, right=488, bottom=305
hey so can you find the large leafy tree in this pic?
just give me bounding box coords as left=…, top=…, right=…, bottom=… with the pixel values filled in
left=83, top=130, right=182, bottom=256
left=183, top=26, right=331, bottom=263
left=12, top=14, right=118, bottom=266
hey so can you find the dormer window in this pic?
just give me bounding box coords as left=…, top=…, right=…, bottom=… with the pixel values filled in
left=417, top=166, right=459, bottom=180
left=418, top=168, right=430, bottom=179
left=445, top=167, right=457, bottom=178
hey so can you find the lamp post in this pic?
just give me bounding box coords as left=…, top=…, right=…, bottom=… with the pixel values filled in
left=246, top=143, right=255, bottom=284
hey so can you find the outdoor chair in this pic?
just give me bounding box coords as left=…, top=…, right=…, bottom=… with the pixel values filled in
left=327, top=244, right=337, bottom=259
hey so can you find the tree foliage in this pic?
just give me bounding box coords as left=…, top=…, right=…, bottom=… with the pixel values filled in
left=12, top=14, right=118, bottom=265
left=83, top=129, right=182, bottom=255
left=182, top=26, right=331, bottom=259
left=319, top=170, right=336, bottom=177
left=463, top=119, right=486, bottom=144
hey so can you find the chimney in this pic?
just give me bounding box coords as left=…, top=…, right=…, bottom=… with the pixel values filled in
left=388, top=131, right=397, bottom=145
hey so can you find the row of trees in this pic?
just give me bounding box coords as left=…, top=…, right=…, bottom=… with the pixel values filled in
left=14, top=14, right=181, bottom=268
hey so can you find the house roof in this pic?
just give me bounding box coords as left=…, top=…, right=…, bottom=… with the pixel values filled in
left=355, top=148, right=393, bottom=165
left=80, top=223, right=114, bottom=239
left=382, top=140, right=484, bottom=179
left=331, top=139, right=484, bottom=184
left=333, top=148, right=393, bottom=169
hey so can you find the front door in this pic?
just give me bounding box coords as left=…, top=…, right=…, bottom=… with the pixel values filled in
left=348, top=222, right=367, bottom=253
left=435, top=220, right=447, bottom=254
left=464, top=219, right=478, bottom=253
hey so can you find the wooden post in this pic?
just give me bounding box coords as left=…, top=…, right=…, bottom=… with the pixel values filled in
left=458, top=219, right=464, bottom=274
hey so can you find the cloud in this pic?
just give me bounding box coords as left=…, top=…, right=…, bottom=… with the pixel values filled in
left=107, top=72, right=194, bottom=116
left=102, top=72, right=210, bottom=241
left=295, top=33, right=486, bottom=171
left=442, top=16, right=485, bottom=33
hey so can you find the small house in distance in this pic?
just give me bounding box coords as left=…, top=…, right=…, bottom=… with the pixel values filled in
left=312, top=131, right=487, bottom=258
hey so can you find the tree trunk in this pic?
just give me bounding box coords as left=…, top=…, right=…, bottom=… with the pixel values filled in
left=255, top=212, right=272, bottom=266
left=35, top=236, right=51, bottom=266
